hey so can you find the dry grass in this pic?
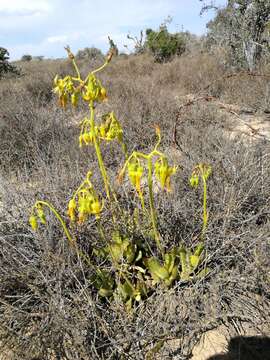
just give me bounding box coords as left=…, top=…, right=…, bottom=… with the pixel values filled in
left=0, top=51, right=269, bottom=359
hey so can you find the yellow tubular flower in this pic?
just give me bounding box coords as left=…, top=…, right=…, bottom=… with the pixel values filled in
left=200, top=163, right=212, bottom=181
left=90, top=198, right=102, bottom=218
left=68, top=208, right=76, bottom=222
left=135, top=165, right=144, bottom=194
left=78, top=212, right=87, bottom=224
left=99, top=87, right=107, bottom=101
left=128, top=161, right=144, bottom=194
left=99, top=124, right=107, bottom=138
left=71, top=93, right=79, bottom=107
left=82, top=132, right=92, bottom=145
left=67, top=198, right=77, bottom=221
left=36, top=206, right=46, bottom=225
left=127, top=162, right=138, bottom=188
left=59, top=94, right=68, bottom=108
left=98, top=112, right=123, bottom=142
left=190, top=163, right=211, bottom=188
left=29, top=215, right=38, bottom=231
left=68, top=198, right=76, bottom=210
left=78, top=196, right=88, bottom=223
left=190, top=173, right=199, bottom=188
left=155, top=158, right=176, bottom=192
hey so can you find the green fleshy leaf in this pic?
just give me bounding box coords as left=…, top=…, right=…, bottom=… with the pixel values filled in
left=98, top=288, right=114, bottom=297
left=179, top=247, right=188, bottom=274
left=196, top=267, right=210, bottom=279
left=146, top=257, right=170, bottom=280
left=194, top=242, right=204, bottom=257
left=118, top=281, right=134, bottom=301
left=190, top=254, right=200, bottom=270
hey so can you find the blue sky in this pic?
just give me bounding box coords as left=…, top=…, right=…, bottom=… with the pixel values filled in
left=0, top=0, right=226, bottom=60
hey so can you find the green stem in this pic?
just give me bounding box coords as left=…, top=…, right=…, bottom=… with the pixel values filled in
left=35, top=201, right=93, bottom=266
left=72, top=59, right=81, bottom=80
left=89, top=102, right=111, bottom=200
left=84, top=60, right=109, bottom=84
left=35, top=201, right=75, bottom=246
left=201, top=177, right=208, bottom=239
left=91, top=61, right=109, bottom=75
left=147, top=157, right=163, bottom=255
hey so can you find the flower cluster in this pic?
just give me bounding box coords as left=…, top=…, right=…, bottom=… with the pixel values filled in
left=53, top=75, right=79, bottom=108
left=99, top=112, right=123, bottom=142
left=79, top=112, right=123, bottom=147
left=29, top=204, right=46, bottom=231
left=154, top=157, right=177, bottom=191
left=127, top=159, right=144, bottom=194
left=190, top=163, right=212, bottom=188
left=53, top=72, right=107, bottom=109
left=68, top=190, right=103, bottom=223
left=121, top=152, right=176, bottom=195
left=82, top=74, right=107, bottom=103
left=68, top=172, right=103, bottom=223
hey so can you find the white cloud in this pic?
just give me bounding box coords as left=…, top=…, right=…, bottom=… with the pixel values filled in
left=0, top=0, right=52, bottom=32
left=47, top=35, right=68, bottom=44
left=0, top=0, right=51, bottom=15
left=3, top=0, right=220, bottom=60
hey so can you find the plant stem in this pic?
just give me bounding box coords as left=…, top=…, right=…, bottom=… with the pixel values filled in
left=35, top=200, right=75, bottom=246
left=72, top=59, right=81, bottom=80
left=35, top=201, right=93, bottom=266
left=89, top=102, right=111, bottom=200
left=147, top=157, right=163, bottom=255
left=92, top=61, right=109, bottom=75
left=201, top=176, right=208, bottom=239
left=84, top=61, right=109, bottom=84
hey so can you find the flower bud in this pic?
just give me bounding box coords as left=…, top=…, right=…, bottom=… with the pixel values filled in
left=71, top=93, right=79, bottom=107
left=99, top=87, right=107, bottom=101
left=67, top=208, right=76, bottom=222
left=36, top=206, right=46, bottom=225
left=29, top=215, right=38, bottom=231
left=190, top=174, right=199, bottom=188
left=90, top=199, right=102, bottom=218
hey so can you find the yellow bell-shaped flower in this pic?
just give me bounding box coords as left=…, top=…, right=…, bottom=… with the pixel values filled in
left=67, top=198, right=77, bottom=222
left=155, top=157, right=176, bottom=191
left=128, top=161, right=144, bottom=194
left=90, top=198, right=102, bottom=219
left=29, top=215, right=38, bottom=231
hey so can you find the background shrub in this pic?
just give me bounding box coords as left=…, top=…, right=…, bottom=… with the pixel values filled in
left=202, top=0, right=270, bottom=70
left=0, top=47, right=20, bottom=78
left=76, top=46, right=104, bottom=61
left=145, top=25, right=186, bottom=62
left=21, top=54, right=32, bottom=62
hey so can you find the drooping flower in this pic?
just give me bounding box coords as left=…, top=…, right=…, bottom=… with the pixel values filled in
left=155, top=157, right=176, bottom=191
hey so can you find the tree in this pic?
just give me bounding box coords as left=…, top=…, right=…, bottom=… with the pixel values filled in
left=145, top=25, right=186, bottom=62
left=21, top=54, right=32, bottom=62
left=76, top=47, right=104, bottom=61
left=201, top=0, right=270, bottom=70
left=0, top=47, right=20, bottom=78
left=126, top=30, right=145, bottom=54
left=33, top=56, right=44, bottom=61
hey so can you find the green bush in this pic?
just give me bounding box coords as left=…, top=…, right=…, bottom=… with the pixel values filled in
left=0, top=47, right=20, bottom=78
left=21, top=54, right=32, bottom=62
left=145, top=25, right=186, bottom=62
left=76, top=46, right=104, bottom=61
left=33, top=55, right=44, bottom=61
